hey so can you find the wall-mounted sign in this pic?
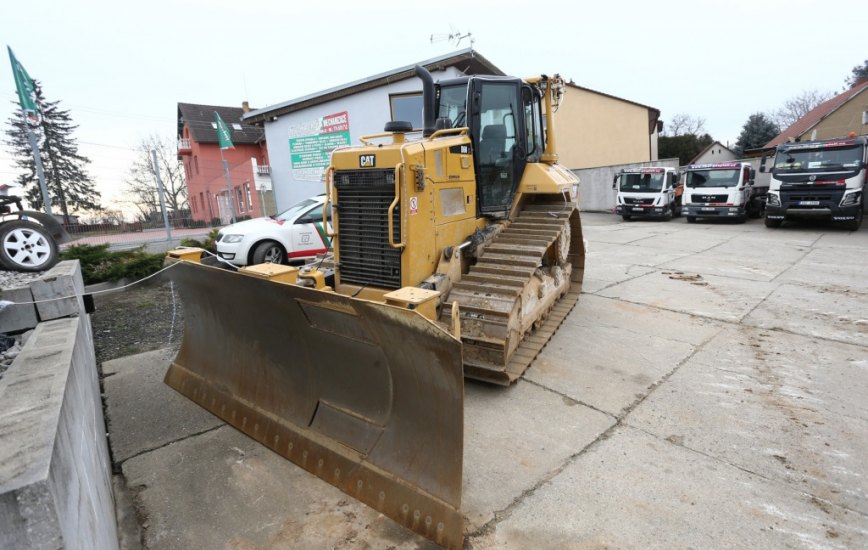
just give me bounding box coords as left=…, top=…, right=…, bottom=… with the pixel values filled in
left=288, top=111, right=351, bottom=182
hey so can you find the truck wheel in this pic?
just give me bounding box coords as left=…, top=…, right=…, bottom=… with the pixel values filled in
left=0, top=220, right=59, bottom=272
left=251, top=241, right=286, bottom=265
left=747, top=202, right=763, bottom=219
left=764, top=217, right=782, bottom=228
left=686, top=216, right=696, bottom=223
left=622, top=215, right=632, bottom=221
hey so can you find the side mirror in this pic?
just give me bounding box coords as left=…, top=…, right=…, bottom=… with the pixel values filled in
left=759, top=156, right=768, bottom=173
left=612, top=175, right=618, bottom=190
left=750, top=168, right=756, bottom=180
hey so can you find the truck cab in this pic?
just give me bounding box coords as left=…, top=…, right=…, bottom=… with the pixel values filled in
left=764, top=135, right=867, bottom=230
left=681, top=162, right=764, bottom=223
left=613, top=167, right=682, bottom=220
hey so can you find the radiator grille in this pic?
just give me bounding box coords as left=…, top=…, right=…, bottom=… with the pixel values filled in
left=690, top=194, right=728, bottom=203
left=623, top=197, right=654, bottom=205
left=334, top=169, right=402, bottom=289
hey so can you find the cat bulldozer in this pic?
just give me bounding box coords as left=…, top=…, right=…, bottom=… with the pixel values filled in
left=164, top=65, right=584, bottom=549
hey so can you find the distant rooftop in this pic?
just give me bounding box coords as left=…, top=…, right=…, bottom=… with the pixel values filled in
left=765, top=79, right=868, bottom=148
left=177, top=103, right=264, bottom=144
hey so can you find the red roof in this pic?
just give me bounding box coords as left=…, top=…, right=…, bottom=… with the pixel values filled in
left=766, top=80, right=868, bottom=147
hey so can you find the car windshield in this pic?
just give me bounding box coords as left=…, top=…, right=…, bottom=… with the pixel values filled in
left=273, top=198, right=320, bottom=222
left=686, top=169, right=740, bottom=188
left=620, top=173, right=664, bottom=192
left=773, top=144, right=863, bottom=172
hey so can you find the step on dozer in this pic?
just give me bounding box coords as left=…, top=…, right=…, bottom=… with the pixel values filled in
left=164, top=259, right=465, bottom=547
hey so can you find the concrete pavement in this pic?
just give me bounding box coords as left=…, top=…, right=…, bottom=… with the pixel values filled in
left=103, top=213, right=868, bottom=549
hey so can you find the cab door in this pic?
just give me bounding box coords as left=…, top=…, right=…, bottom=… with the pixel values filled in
left=469, top=78, right=526, bottom=215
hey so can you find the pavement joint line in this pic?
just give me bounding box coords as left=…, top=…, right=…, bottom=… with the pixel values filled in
left=589, top=291, right=867, bottom=350
left=624, top=423, right=868, bottom=521
left=467, top=324, right=722, bottom=540
left=522, top=378, right=616, bottom=420
left=115, top=423, right=225, bottom=467
left=767, top=236, right=823, bottom=284
left=739, top=320, right=868, bottom=350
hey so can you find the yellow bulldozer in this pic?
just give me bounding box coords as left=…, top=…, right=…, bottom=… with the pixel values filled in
left=164, top=65, right=584, bottom=549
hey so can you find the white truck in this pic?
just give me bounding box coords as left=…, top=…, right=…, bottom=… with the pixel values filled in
left=681, top=161, right=766, bottom=223
left=763, top=135, right=866, bottom=230
left=613, top=167, right=682, bottom=220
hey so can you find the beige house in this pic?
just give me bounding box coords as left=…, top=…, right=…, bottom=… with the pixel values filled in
left=766, top=79, right=868, bottom=147
left=554, top=83, right=661, bottom=169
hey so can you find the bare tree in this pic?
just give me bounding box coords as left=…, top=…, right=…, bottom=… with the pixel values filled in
left=122, top=134, right=187, bottom=220
left=770, top=89, right=832, bottom=131
left=663, top=113, right=707, bottom=136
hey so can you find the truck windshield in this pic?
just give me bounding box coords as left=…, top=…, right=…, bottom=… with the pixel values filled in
left=620, top=173, right=665, bottom=191
left=686, top=169, right=740, bottom=188
left=437, top=85, right=468, bottom=127
left=773, top=145, right=863, bottom=172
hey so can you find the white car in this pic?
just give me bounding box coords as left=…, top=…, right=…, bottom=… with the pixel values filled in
left=216, top=195, right=331, bottom=266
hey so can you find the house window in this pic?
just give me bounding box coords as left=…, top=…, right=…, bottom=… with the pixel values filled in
left=232, top=123, right=242, bottom=130
left=236, top=187, right=245, bottom=213
left=390, top=93, right=424, bottom=129
left=245, top=182, right=253, bottom=213
left=194, top=155, right=199, bottom=175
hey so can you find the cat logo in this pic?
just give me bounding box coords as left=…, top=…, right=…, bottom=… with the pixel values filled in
left=359, top=154, right=376, bottom=168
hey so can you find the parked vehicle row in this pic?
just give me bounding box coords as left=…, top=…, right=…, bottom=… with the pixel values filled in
left=612, top=134, right=865, bottom=231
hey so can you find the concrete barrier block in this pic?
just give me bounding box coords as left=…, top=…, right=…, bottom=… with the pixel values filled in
left=30, top=260, right=85, bottom=322
left=0, top=286, right=39, bottom=333
left=0, top=317, right=118, bottom=549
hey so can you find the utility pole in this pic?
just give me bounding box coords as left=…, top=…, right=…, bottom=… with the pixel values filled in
left=152, top=149, right=173, bottom=241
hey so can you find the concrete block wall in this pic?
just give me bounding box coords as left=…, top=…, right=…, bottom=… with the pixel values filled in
left=0, top=261, right=119, bottom=550
left=573, top=158, right=681, bottom=212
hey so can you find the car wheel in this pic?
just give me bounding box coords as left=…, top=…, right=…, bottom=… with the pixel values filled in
left=0, top=220, right=59, bottom=272
left=764, top=217, right=782, bottom=228
left=251, top=241, right=286, bottom=265
left=621, top=215, right=632, bottom=221
left=686, top=216, right=696, bottom=223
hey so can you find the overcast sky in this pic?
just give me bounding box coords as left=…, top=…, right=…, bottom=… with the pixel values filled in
left=2, top=0, right=865, bottom=213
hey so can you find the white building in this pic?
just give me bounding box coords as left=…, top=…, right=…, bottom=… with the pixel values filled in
left=242, top=49, right=502, bottom=210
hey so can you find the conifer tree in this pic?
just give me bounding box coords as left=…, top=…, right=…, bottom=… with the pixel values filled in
left=4, top=81, right=101, bottom=223
left=734, top=113, right=780, bottom=156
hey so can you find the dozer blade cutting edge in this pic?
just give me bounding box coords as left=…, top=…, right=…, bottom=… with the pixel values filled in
left=164, top=260, right=466, bottom=549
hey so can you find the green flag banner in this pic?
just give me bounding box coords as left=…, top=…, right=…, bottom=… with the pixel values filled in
left=215, top=112, right=234, bottom=150
left=7, top=46, right=38, bottom=119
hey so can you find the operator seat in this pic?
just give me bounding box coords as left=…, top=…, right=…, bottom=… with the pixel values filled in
left=478, top=124, right=506, bottom=165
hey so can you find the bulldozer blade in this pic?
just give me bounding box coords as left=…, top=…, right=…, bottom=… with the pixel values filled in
left=164, top=261, right=465, bottom=549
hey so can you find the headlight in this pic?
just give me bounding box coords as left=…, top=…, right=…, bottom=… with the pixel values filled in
left=222, top=234, right=244, bottom=243
left=840, top=191, right=862, bottom=207
left=767, top=193, right=781, bottom=207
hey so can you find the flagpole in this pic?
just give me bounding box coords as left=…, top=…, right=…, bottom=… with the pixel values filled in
left=8, top=46, right=51, bottom=215
left=220, top=147, right=236, bottom=224
left=24, top=119, right=52, bottom=215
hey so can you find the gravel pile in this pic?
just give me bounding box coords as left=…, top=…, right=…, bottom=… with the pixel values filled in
left=0, top=268, right=45, bottom=290
left=0, top=330, right=32, bottom=379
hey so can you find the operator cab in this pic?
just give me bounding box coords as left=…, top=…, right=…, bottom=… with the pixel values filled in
left=435, top=76, right=545, bottom=217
